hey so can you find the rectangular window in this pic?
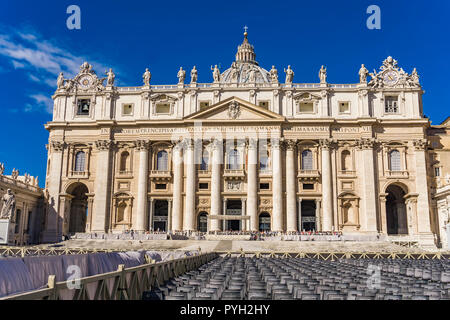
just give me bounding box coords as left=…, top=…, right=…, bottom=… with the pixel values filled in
left=200, top=101, right=210, bottom=110
left=155, top=184, right=167, bottom=190
left=260, top=183, right=270, bottom=190
left=199, top=183, right=209, bottom=190
left=156, top=103, right=171, bottom=114
left=258, top=101, right=269, bottom=109
left=303, top=183, right=314, bottom=190
left=385, top=96, right=398, bottom=114
left=339, top=102, right=350, bottom=114
left=122, top=103, right=133, bottom=115
left=435, top=167, right=441, bottom=177
left=77, top=99, right=90, bottom=115
left=299, top=102, right=314, bottom=113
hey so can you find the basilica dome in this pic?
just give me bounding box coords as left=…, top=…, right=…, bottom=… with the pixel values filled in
left=220, top=31, right=271, bottom=84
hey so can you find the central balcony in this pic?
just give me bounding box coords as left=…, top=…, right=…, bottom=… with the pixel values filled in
left=149, top=170, right=172, bottom=181
left=223, top=169, right=245, bottom=180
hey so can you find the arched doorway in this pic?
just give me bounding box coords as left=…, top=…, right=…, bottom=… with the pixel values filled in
left=386, top=184, right=408, bottom=235
left=198, top=212, right=208, bottom=232
left=68, top=183, right=89, bottom=233
left=259, top=212, right=271, bottom=231
left=153, top=200, right=168, bottom=231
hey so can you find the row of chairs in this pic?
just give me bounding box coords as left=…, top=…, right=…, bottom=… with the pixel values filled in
left=143, top=257, right=450, bottom=300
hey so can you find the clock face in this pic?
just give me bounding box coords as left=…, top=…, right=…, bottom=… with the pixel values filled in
left=78, top=75, right=93, bottom=89
left=383, top=71, right=399, bottom=86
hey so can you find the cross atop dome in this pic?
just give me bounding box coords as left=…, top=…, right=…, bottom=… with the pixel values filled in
left=236, top=27, right=257, bottom=65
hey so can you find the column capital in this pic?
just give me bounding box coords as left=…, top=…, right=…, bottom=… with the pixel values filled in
left=413, top=139, right=428, bottom=151
left=247, top=138, right=258, bottom=150
left=285, top=139, right=297, bottom=150
left=211, top=139, right=223, bottom=151
left=134, top=140, right=151, bottom=151
left=357, top=138, right=376, bottom=150
left=270, top=138, right=283, bottom=150
left=95, top=140, right=113, bottom=151
left=319, top=138, right=334, bottom=150
left=183, top=138, right=195, bottom=149
left=50, top=140, right=66, bottom=152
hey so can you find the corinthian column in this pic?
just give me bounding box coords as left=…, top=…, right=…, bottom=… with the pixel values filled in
left=210, top=139, right=222, bottom=232
left=271, top=138, right=283, bottom=231
left=247, top=138, right=258, bottom=231
left=92, top=140, right=113, bottom=233
left=183, top=139, right=196, bottom=231
left=171, top=141, right=183, bottom=231
left=134, top=140, right=150, bottom=232
left=286, top=140, right=297, bottom=232
left=320, top=139, right=333, bottom=231
left=358, top=138, right=378, bottom=233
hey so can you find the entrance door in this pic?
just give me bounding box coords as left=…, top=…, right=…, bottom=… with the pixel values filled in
left=153, top=200, right=168, bottom=232
left=226, top=200, right=242, bottom=231
left=301, top=200, right=316, bottom=231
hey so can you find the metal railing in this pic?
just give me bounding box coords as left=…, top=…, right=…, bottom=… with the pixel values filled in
left=1, top=252, right=217, bottom=300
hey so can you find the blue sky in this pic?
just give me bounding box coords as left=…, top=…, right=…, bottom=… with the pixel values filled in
left=0, top=0, right=449, bottom=187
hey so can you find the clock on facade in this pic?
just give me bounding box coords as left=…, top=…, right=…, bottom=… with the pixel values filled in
left=383, top=71, right=399, bottom=86
left=78, top=74, right=93, bottom=89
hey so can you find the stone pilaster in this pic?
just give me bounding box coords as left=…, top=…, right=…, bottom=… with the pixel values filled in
left=271, top=138, right=283, bottom=231
left=42, top=140, right=65, bottom=243
left=92, top=140, right=113, bottom=233
left=285, top=140, right=297, bottom=232
left=210, top=139, right=222, bottom=231
left=413, top=139, right=432, bottom=234
left=134, top=140, right=151, bottom=232
left=320, top=139, right=333, bottom=231
left=247, top=138, right=258, bottom=231
left=315, top=199, right=322, bottom=232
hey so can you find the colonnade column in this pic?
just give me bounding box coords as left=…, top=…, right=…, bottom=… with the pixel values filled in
left=241, top=198, right=247, bottom=231
left=222, top=198, right=227, bottom=231
left=286, top=140, right=297, bottom=232
left=247, top=138, right=258, bottom=231
left=298, top=198, right=302, bottom=232
left=148, top=198, right=154, bottom=231
left=320, top=139, right=333, bottom=232
left=135, top=140, right=150, bottom=233
left=168, top=199, right=172, bottom=231
left=183, top=139, right=196, bottom=231
left=315, top=199, right=321, bottom=232
left=92, top=140, right=113, bottom=233
left=210, top=139, right=222, bottom=232
left=271, top=138, right=283, bottom=232
left=171, top=141, right=183, bottom=231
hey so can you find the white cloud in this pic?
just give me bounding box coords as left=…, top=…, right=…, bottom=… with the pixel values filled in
left=28, top=94, right=54, bottom=114
left=0, top=26, right=116, bottom=114
left=12, top=60, right=25, bottom=69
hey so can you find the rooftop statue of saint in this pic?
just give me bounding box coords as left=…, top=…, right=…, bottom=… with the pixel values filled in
left=57, top=72, right=65, bottom=89
left=319, top=65, right=327, bottom=83
left=143, top=68, right=151, bottom=86
left=269, top=65, right=278, bottom=84
left=359, top=64, right=369, bottom=84
left=284, top=65, right=294, bottom=84
left=0, top=189, right=16, bottom=221
left=212, top=65, right=221, bottom=83
left=106, top=68, right=115, bottom=86
left=177, top=67, right=186, bottom=84
left=190, top=66, right=198, bottom=83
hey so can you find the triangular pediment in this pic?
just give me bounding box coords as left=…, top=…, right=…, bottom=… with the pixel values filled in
left=185, top=97, right=285, bottom=122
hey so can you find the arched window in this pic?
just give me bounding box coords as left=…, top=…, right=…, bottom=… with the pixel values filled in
left=341, top=150, right=352, bottom=171
left=200, top=150, right=209, bottom=170
left=74, top=151, right=86, bottom=172
left=259, top=149, right=269, bottom=170
left=156, top=150, right=168, bottom=171
left=389, top=150, right=401, bottom=171
left=120, top=151, right=130, bottom=172
left=259, top=212, right=271, bottom=232
left=228, top=149, right=240, bottom=170
left=301, top=150, right=313, bottom=170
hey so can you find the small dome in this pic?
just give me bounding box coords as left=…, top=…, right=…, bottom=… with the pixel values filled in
left=220, top=31, right=271, bottom=84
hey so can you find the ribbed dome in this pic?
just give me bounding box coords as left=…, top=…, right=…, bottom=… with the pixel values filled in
left=220, top=31, right=271, bottom=84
